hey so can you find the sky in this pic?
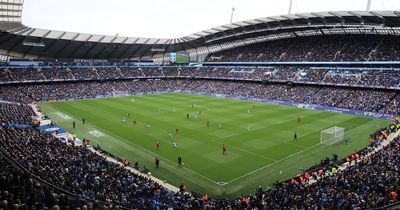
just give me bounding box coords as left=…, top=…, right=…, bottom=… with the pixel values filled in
left=22, top=0, right=400, bottom=39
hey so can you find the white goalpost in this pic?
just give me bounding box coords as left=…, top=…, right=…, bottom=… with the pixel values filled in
left=320, top=126, right=345, bottom=145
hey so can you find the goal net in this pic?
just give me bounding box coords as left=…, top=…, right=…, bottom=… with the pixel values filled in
left=320, top=126, right=345, bottom=145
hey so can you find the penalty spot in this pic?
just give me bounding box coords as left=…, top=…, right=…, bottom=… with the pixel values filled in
left=217, top=182, right=227, bottom=186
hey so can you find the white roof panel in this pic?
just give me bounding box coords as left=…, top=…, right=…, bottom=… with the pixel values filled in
left=75, top=33, right=91, bottom=41
left=61, top=32, right=78, bottom=40
left=158, top=39, right=170, bottom=44
left=113, top=36, right=127, bottom=43
left=29, top=28, right=48, bottom=37
left=213, top=26, right=228, bottom=31
left=100, top=36, right=114, bottom=43
left=135, top=38, right=149, bottom=44
left=88, top=35, right=103, bottom=42
left=46, top=31, right=65, bottom=39
left=244, top=19, right=263, bottom=24
left=125, top=37, right=138, bottom=44
left=18, top=28, right=34, bottom=36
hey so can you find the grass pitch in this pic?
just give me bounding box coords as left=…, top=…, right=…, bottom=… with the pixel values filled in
left=39, top=93, right=389, bottom=198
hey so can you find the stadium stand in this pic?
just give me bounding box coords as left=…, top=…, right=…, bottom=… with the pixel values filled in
left=0, top=102, right=35, bottom=124
left=0, top=75, right=398, bottom=115
left=1, top=66, right=400, bottom=88
left=205, top=35, right=400, bottom=62
left=0, top=64, right=399, bottom=208
left=0, top=2, right=399, bottom=208
left=0, top=110, right=399, bottom=209
left=0, top=155, right=111, bottom=210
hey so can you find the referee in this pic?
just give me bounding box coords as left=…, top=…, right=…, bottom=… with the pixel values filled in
left=178, top=156, right=183, bottom=167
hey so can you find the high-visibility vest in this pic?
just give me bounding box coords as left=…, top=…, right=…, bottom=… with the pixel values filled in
left=331, top=167, right=337, bottom=174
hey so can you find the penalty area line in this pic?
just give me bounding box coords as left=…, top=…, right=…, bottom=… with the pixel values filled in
left=48, top=106, right=222, bottom=187
left=224, top=142, right=321, bottom=185
left=63, top=109, right=222, bottom=186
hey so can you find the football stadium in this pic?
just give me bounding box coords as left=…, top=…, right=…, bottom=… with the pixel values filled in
left=0, top=0, right=400, bottom=209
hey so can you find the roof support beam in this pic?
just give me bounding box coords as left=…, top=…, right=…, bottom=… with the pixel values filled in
left=0, top=33, right=16, bottom=46
left=108, top=37, right=128, bottom=59
left=94, top=36, right=126, bottom=58
left=38, top=32, right=65, bottom=58
left=67, top=35, right=92, bottom=59
left=117, top=38, right=139, bottom=59
left=132, top=39, right=150, bottom=59
left=23, top=30, right=51, bottom=58
left=82, top=35, right=104, bottom=58
left=147, top=39, right=163, bottom=58
left=92, top=45, right=107, bottom=59
left=9, top=29, right=35, bottom=58
left=53, top=33, right=79, bottom=58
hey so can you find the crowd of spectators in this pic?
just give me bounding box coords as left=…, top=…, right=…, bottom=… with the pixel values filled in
left=1, top=32, right=400, bottom=209
left=0, top=155, right=110, bottom=210
left=205, top=34, right=400, bottom=62
left=259, top=133, right=400, bottom=209
left=0, top=114, right=399, bottom=209
left=0, top=102, right=35, bottom=124
left=0, top=79, right=398, bottom=115
left=0, top=71, right=399, bottom=209
left=0, top=126, right=191, bottom=209
left=369, top=36, right=400, bottom=61
left=1, top=65, right=400, bottom=90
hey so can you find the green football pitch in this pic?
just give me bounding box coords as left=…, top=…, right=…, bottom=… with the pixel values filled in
left=39, top=93, right=389, bottom=198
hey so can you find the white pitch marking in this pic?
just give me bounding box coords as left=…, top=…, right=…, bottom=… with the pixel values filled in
left=247, top=124, right=255, bottom=131
left=217, top=182, right=227, bottom=186
left=54, top=111, right=72, bottom=120
left=89, top=130, right=105, bottom=138
left=224, top=143, right=321, bottom=185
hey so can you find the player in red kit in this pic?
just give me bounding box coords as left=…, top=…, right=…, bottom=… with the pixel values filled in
left=175, top=128, right=180, bottom=135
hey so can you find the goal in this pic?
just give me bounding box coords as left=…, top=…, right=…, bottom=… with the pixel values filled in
left=320, top=126, right=345, bottom=145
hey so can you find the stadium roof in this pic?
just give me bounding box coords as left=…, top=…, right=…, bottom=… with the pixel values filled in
left=1, top=0, right=400, bottom=60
